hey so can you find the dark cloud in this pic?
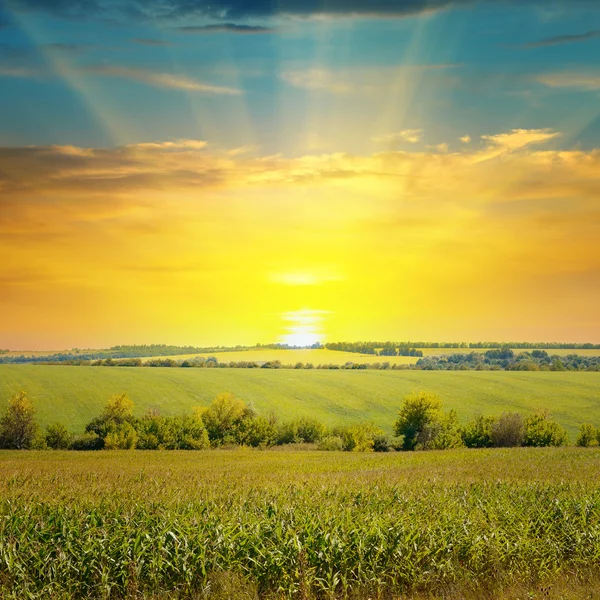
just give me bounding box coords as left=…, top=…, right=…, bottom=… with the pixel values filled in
left=131, top=37, right=172, bottom=46
left=10, top=0, right=599, bottom=24
left=177, top=23, right=275, bottom=33
left=519, top=29, right=600, bottom=49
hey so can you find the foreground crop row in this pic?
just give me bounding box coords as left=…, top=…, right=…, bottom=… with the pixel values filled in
left=1, top=448, right=600, bottom=599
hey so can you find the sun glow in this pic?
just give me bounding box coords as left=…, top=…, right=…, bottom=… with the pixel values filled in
left=280, top=310, right=327, bottom=347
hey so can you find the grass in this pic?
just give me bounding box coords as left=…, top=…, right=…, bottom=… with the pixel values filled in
left=0, top=365, right=599, bottom=438
left=1, top=448, right=600, bottom=599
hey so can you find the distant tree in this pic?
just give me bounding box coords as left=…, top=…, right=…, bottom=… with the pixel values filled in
left=490, top=412, right=525, bottom=447
left=0, top=391, right=39, bottom=449
left=394, top=391, right=442, bottom=451
left=576, top=423, right=597, bottom=447
left=45, top=422, right=73, bottom=449
left=523, top=410, right=568, bottom=447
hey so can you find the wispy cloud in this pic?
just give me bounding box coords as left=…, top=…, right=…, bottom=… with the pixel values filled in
left=519, top=29, right=600, bottom=49
left=536, top=71, right=600, bottom=91
left=126, top=139, right=208, bottom=150
left=176, top=23, right=275, bottom=34
left=281, top=69, right=350, bottom=93
left=83, top=65, right=243, bottom=95
left=481, top=128, right=560, bottom=150
left=0, top=65, right=44, bottom=79
left=372, top=129, right=423, bottom=144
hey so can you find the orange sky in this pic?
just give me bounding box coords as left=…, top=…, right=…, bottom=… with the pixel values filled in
left=1, top=130, right=599, bottom=349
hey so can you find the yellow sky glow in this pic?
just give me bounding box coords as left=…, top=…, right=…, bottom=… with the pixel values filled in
left=1, top=130, right=599, bottom=348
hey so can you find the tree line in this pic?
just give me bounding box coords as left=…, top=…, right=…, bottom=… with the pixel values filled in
left=3, top=339, right=599, bottom=365
left=31, top=349, right=600, bottom=371
left=1, top=390, right=599, bottom=452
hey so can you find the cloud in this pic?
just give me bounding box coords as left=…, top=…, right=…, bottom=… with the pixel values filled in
left=83, top=65, right=243, bottom=94
left=8, top=0, right=600, bottom=23
left=372, top=129, right=423, bottom=144
left=0, top=65, right=43, bottom=78
left=519, top=29, right=600, bottom=48
left=460, top=135, right=471, bottom=143
left=131, top=38, right=172, bottom=46
left=536, top=71, right=600, bottom=91
left=481, top=128, right=560, bottom=151
left=281, top=69, right=350, bottom=93
left=176, top=23, right=275, bottom=34
left=126, top=140, right=208, bottom=150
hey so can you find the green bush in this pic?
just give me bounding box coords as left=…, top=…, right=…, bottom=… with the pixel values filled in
left=576, top=423, right=597, bottom=447
left=373, top=435, right=391, bottom=452
left=523, top=411, right=568, bottom=447
left=0, top=390, right=39, bottom=449
left=69, top=433, right=104, bottom=450
left=419, top=410, right=464, bottom=450
left=45, top=422, right=73, bottom=449
left=394, top=391, right=442, bottom=451
left=462, top=415, right=496, bottom=448
left=317, top=435, right=343, bottom=451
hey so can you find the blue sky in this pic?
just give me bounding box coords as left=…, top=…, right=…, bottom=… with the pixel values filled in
left=1, top=1, right=599, bottom=153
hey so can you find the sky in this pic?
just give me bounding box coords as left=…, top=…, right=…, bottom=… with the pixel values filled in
left=0, top=0, right=599, bottom=349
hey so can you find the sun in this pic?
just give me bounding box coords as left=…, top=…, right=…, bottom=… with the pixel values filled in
left=282, top=331, right=322, bottom=348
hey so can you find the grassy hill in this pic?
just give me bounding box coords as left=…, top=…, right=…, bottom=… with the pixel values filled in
left=1, top=365, right=598, bottom=438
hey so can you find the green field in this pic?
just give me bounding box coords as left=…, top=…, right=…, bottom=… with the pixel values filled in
left=1, top=365, right=598, bottom=438
left=1, top=448, right=600, bottom=599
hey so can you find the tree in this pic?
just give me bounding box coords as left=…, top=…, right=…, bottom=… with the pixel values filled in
left=523, top=410, right=568, bottom=447
left=394, top=391, right=442, bottom=450
left=0, top=391, right=39, bottom=449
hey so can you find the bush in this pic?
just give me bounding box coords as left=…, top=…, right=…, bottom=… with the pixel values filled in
left=69, top=433, right=104, bottom=450
left=373, top=435, right=391, bottom=452
left=317, top=436, right=343, bottom=451
left=418, top=410, right=464, bottom=450
left=523, top=410, right=568, bottom=447
left=576, top=423, right=597, bottom=447
left=103, top=422, right=138, bottom=450
left=200, top=392, right=255, bottom=446
left=394, top=391, right=442, bottom=451
left=45, top=422, right=73, bottom=449
left=462, top=415, right=496, bottom=448
left=336, top=423, right=383, bottom=452
left=490, top=412, right=525, bottom=447
left=0, top=390, right=39, bottom=449
left=296, top=417, right=327, bottom=443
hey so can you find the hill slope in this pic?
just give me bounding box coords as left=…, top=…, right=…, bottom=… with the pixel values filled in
left=1, top=365, right=599, bottom=438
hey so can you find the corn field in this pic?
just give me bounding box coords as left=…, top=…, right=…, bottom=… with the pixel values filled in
left=1, top=448, right=599, bottom=599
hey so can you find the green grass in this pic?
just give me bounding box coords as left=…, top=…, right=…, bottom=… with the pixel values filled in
left=1, top=448, right=600, bottom=599
left=0, top=365, right=598, bottom=438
